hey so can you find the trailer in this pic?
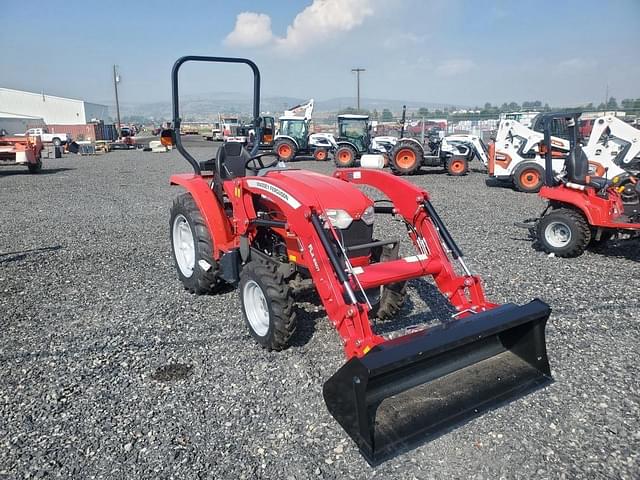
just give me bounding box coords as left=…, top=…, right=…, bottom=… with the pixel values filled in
left=0, top=135, right=44, bottom=173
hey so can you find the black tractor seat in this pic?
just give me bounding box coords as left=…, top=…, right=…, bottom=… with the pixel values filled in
left=565, top=144, right=609, bottom=192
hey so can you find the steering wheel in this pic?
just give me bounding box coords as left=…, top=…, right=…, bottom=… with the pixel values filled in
left=245, top=151, right=280, bottom=174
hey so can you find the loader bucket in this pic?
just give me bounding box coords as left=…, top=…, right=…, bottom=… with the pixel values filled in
left=323, top=299, right=552, bottom=465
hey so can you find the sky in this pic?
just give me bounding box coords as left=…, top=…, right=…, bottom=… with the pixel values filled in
left=1, top=0, right=639, bottom=108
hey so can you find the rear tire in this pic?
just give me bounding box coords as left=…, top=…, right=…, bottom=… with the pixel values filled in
left=27, top=160, right=42, bottom=174
left=536, top=208, right=591, bottom=257
left=514, top=163, right=545, bottom=193
left=334, top=145, right=357, bottom=168
left=170, top=193, right=220, bottom=294
left=52, top=138, right=62, bottom=147
left=313, top=148, right=328, bottom=161
left=390, top=142, right=422, bottom=175
left=239, top=260, right=297, bottom=351
left=446, top=157, right=468, bottom=176
left=274, top=138, right=297, bottom=162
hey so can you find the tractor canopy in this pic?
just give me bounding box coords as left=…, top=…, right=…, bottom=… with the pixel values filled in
left=279, top=117, right=309, bottom=149
left=337, top=114, right=370, bottom=153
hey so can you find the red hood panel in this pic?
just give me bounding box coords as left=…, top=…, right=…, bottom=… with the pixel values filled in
left=262, top=169, right=373, bottom=216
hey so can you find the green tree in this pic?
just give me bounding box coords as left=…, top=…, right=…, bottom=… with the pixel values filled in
left=606, top=97, right=618, bottom=110
left=381, top=108, right=393, bottom=121
left=418, top=107, right=430, bottom=117
left=372, top=109, right=379, bottom=120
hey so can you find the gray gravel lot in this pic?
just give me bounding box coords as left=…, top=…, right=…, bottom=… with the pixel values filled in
left=1, top=139, right=639, bottom=479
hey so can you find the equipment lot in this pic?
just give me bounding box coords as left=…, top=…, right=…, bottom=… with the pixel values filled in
left=1, top=139, right=638, bottom=479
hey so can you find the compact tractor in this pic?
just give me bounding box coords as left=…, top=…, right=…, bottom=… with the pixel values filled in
left=168, top=56, right=553, bottom=464
left=273, top=99, right=333, bottom=162
left=388, top=107, right=475, bottom=176
left=332, top=114, right=396, bottom=168
left=518, top=113, right=640, bottom=257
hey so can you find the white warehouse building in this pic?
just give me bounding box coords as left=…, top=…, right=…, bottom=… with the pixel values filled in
left=0, top=87, right=109, bottom=125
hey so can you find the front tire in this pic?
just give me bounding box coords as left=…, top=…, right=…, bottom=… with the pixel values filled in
left=170, top=193, right=220, bottom=294
left=275, top=139, right=297, bottom=162
left=313, top=148, right=328, bottom=161
left=536, top=208, right=591, bottom=257
left=446, top=157, right=468, bottom=176
left=27, top=160, right=42, bottom=174
left=52, top=138, right=62, bottom=147
left=334, top=145, right=357, bottom=168
left=239, top=260, right=297, bottom=351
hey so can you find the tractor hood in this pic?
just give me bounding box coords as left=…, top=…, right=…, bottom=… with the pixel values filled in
left=261, top=169, right=373, bottom=218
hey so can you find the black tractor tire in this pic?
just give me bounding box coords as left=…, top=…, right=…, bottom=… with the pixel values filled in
left=390, top=141, right=422, bottom=175
left=313, top=148, right=328, bottom=161
left=536, top=208, right=591, bottom=257
left=239, top=260, right=297, bottom=351
left=274, top=138, right=297, bottom=162
left=52, top=137, right=62, bottom=147
left=368, top=245, right=406, bottom=320
left=334, top=144, right=357, bottom=168
left=513, top=163, right=545, bottom=193
left=170, top=193, right=220, bottom=294
left=446, top=156, right=469, bottom=176
left=27, top=160, right=42, bottom=174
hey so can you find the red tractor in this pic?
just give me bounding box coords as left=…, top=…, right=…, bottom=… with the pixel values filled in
left=168, top=56, right=553, bottom=465
left=519, top=113, right=640, bottom=257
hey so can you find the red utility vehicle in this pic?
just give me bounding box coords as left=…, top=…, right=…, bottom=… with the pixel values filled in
left=519, top=113, right=640, bottom=257
left=167, top=56, right=553, bottom=464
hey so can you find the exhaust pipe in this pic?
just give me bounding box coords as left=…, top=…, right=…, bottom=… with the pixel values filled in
left=323, top=299, right=552, bottom=465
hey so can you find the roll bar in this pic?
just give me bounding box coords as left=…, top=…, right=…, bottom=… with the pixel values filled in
left=171, top=56, right=262, bottom=174
left=541, top=112, right=581, bottom=186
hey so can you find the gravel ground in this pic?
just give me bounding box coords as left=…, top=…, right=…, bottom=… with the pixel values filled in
left=1, top=139, right=639, bottom=479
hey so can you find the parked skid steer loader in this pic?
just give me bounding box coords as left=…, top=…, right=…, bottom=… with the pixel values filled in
left=168, top=56, right=553, bottom=465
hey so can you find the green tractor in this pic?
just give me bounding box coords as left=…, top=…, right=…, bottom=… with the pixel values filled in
left=333, top=114, right=396, bottom=168
left=273, top=116, right=332, bottom=161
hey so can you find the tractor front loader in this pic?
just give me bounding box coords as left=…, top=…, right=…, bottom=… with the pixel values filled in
left=168, top=56, right=553, bottom=465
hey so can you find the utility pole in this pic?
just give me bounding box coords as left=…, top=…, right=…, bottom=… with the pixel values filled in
left=113, top=65, right=122, bottom=132
left=351, top=68, right=365, bottom=111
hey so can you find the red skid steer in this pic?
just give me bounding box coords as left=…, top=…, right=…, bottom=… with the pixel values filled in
left=168, top=56, right=553, bottom=465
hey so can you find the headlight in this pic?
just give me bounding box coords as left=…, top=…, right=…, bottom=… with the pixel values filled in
left=325, top=209, right=353, bottom=229
left=361, top=205, right=375, bottom=225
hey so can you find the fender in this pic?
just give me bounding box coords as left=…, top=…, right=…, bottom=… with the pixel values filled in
left=273, top=135, right=300, bottom=150
left=170, top=174, right=235, bottom=257
left=539, top=184, right=636, bottom=229
left=396, top=137, right=425, bottom=154
left=335, top=140, right=358, bottom=151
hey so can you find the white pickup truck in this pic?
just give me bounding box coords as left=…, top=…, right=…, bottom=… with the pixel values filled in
left=20, top=128, right=71, bottom=146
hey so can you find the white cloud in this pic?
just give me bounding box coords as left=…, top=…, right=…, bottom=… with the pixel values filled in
left=556, top=58, right=597, bottom=71
left=382, top=32, right=428, bottom=50
left=224, top=12, right=274, bottom=48
left=435, top=59, right=476, bottom=77
left=224, top=0, right=374, bottom=54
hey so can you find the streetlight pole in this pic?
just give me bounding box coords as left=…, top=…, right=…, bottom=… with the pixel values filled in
left=113, top=65, right=122, bottom=132
left=351, top=68, right=365, bottom=111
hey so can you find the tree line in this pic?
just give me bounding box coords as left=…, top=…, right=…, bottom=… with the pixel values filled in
left=338, top=97, right=640, bottom=121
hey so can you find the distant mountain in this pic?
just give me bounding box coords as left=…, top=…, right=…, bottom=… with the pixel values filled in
left=106, top=93, right=460, bottom=121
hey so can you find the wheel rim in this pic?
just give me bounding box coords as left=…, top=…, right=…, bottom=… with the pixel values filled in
left=172, top=214, right=195, bottom=277
left=396, top=148, right=416, bottom=169
left=450, top=160, right=465, bottom=173
left=243, top=280, right=270, bottom=336
left=278, top=144, right=292, bottom=159
left=338, top=150, right=352, bottom=165
left=315, top=150, right=326, bottom=160
left=545, top=221, right=572, bottom=248
left=520, top=169, right=540, bottom=188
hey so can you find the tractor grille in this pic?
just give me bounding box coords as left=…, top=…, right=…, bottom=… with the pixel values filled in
left=339, top=220, right=373, bottom=258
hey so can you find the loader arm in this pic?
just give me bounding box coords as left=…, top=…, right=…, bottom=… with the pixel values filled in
left=584, top=115, right=640, bottom=168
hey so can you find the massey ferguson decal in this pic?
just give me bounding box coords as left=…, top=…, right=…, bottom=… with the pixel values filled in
left=246, top=180, right=301, bottom=209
